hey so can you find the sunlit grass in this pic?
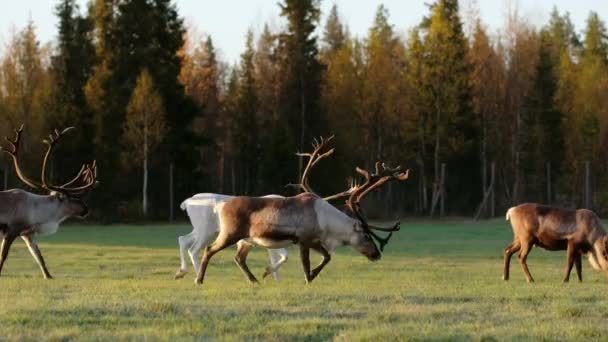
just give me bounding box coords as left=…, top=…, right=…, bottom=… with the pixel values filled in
left=1, top=220, right=607, bottom=341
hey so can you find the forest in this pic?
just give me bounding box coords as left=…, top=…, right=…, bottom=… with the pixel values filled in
left=0, top=0, right=607, bottom=221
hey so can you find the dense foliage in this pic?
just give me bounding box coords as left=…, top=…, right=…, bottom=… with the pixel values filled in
left=1, top=0, right=607, bottom=220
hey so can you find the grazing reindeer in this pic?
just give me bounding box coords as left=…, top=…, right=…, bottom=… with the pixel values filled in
left=504, top=203, right=608, bottom=283
left=176, top=193, right=289, bottom=281
left=0, top=125, right=97, bottom=278
left=195, top=138, right=409, bottom=286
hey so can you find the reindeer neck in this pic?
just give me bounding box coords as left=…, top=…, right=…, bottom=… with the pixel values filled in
left=314, top=199, right=356, bottom=238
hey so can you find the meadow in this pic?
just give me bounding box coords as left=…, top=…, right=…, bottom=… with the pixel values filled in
left=1, top=219, right=608, bottom=341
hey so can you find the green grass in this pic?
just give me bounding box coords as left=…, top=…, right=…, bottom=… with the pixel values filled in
left=1, top=220, right=608, bottom=341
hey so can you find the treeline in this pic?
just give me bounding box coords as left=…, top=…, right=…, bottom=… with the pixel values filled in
left=0, top=0, right=607, bottom=221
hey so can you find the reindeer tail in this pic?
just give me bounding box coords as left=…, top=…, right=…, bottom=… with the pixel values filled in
left=180, top=198, right=190, bottom=211
left=505, top=207, right=514, bottom=221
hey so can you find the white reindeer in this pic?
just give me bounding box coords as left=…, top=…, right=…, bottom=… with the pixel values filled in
left=194, top=138, right=409, bottom=286
left=0, top=125, right=97, bottom=278
left=175, top=193, right=288, bottom=281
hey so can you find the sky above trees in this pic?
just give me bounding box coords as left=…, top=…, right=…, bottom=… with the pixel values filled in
left=1, top=0, right=607, bottom=62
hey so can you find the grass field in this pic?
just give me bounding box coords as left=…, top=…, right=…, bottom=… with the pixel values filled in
left=1, top=219, right=608, bottom=341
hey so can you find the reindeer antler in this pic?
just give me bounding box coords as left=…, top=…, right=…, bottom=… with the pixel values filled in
left=1, top=125, right=44, bottom=190
left=287, top=135, right=357, bottom=201
left=2, top=124, right=97, bottom=196
left=346, top=162, right=410, bottom=251
left=40, top=127, right=97, bottom=196
left=287, top=135, right=335, bottom=194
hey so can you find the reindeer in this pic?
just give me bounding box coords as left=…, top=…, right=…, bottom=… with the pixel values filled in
left=504, top=203, right=608, bottom=283
left=176, top=193, right=289, bottom=281
left=0, top=125, right=97, bottom=278
left=195, top=137, right=409, bottom=286
left=178, top=137, right=356, bottom=282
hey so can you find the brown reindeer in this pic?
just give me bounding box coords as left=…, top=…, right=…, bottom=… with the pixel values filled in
left=195, top=138, right=409, bottom=286
left=0, top=125, right=97, bottom=278
left=503, top=203, right=608, bottom=283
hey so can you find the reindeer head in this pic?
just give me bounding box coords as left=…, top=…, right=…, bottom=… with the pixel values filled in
left=3, top=125, right=98, bottom=218
left=291, top=136, right=409, bottom=260
left=344, top=162, right=409, bottom=260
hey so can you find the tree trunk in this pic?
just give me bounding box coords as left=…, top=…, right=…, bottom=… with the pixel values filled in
left=430, top=101, right=442, bottom=217
left=231, top=158, right=236, bottom=195
left=3, top=162, right=8, bottom=190
left=440, top=163, right=446, bottom=217
left=490, top=162, right=495, bottom=217
left=481, top=112, right=487, bottom=198
left=475, top=161, right=496, bottom=220
left=218, top=143, right=225, bottom=193
left=585, top=160, right=590, bottom=208
left=513, top=152, right=520, bottom=204
left=143, top=153, right=148, bottom=217
left=546, top=162, right=551, bottom=204
left=298, top=63, right=306, bottom=181
left=169, top=162, right=174, bottom=222
left=142, top=121, right=149, bottom=217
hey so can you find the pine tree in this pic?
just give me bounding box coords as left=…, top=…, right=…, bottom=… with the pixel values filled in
left=50, top=0, right=96, bottom=184
left=468, top=20, right=505, bottom=206
left=276, top=0, right=324, bottom=185
left=254, top=24, right=287, bottom=193
left=420, top=0, right=476, bottom=215
left=235, top=30, right=259, bottom=194
left=522, top=30, right=563, bottom=201
left=321, top=4, right=346, bottom=58
left=86, top=0, right=195, bottom=218
left=361, top=5, right=407, bottom=166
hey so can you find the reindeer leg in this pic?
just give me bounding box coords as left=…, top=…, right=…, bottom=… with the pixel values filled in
left=263, top=248, right=288, bottom=280
left=21, top=234, right=52, bottom=279
left=234, top=241, right=258, bottom=284
left=564, top=243, right=576, bottom=283
left=299, top=244, right=313, bottom=284
left=574, top=252, right=583, bottom=282
left=175, top=232, right=194, bottom=279
left=503, top=241, right=521, bottom=281
left=308, top=242, right=331, bottom=282
left=0, top=233, right=17, bottom=277
left=518, top=242, right=534, bottom=283
left=195, top=233, right=238, bottom=286
left=188, top=230, right=213, bottom=277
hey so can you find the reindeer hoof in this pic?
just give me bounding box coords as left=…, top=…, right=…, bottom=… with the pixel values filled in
left=44, top=275, right=53, bottom=280
left=194, top=278, right=203, bottom=285
left=174, top=269, right=187, bottom=279
left=262, top=268, right=273, bottom=279
left=502, top=275, right=509, bottom=281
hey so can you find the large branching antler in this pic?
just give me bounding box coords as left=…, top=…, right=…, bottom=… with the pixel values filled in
left=322, top=178, right=358, bottom=201
left=2, top=124, right=97, bottom=196
left=287, top=135, right=356, bottom=201
left=346, top=162, right=410, bottom=251
left=1, top=125, right=44, bottom=190
left=41, top=127, right=97, bottom=196
left=288, top=135, right=335, bottom=194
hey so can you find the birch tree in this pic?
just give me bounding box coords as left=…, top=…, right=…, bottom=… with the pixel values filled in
left=124, top=69, right=166, bottom=217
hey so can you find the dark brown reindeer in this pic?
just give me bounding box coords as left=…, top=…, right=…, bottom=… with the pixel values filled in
left=195, top=137, right=409, bottom=286
left=503, top=203, right=608, bottom=283
left=0, top=125, right=97, bottom=278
